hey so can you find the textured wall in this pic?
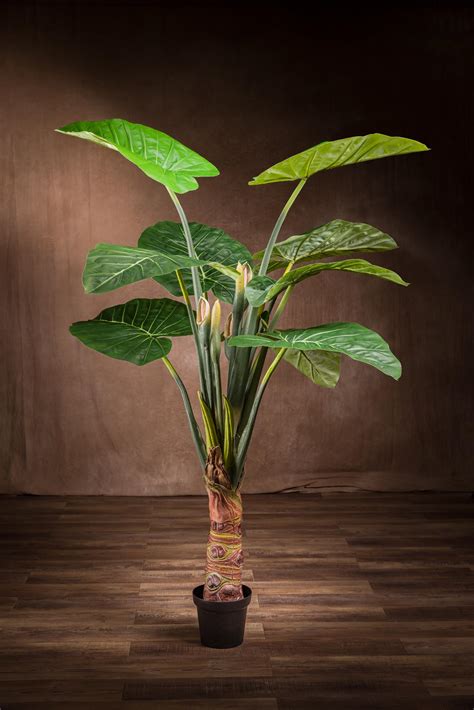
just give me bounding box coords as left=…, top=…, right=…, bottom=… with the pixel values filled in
left=1, top=3, right=472, bottom=494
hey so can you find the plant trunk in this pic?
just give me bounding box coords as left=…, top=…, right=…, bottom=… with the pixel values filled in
left=203, top=447, right=243, bottom=601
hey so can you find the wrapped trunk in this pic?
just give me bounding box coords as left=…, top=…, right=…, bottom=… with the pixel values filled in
left=203, top=447, right=243, bottom=601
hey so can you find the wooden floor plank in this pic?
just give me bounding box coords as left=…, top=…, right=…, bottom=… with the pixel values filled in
left=0, top=492, right=472, bottom=707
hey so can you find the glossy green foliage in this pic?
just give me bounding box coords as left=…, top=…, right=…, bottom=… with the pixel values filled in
left=138, top=221, right=252, bottom=303
left=245, top=275, right=275, bottom=306
left=245, top=259, right=408, bottom=307
left=249, top=133, right=429, bottom=185
left=254, top=219, right=398, bottom=271
left=56, top=119, right=219, bottom=193
left=222, top=396, right=235, bottom=470
left=284, top=349, right=341, bottom=388
left=83, top=244, right=209, bottom=294
left=70, top=298, right=192, bottom=365
left=59, top=121, right=428, bottom=484
left=228, top=322, right=402, bottom=380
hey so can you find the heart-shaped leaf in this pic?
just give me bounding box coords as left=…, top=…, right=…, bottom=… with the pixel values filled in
left=284, top=349, right=341, bottom=388
left=228, top=322, right=402, bottom=380
left=249, top=133, right=429, bottom=185
left=138, top=221, right=252, bottom=303
left=56, top=119, right=219, bottom=193
left=245, top=275, right=276, bottom=307
left=83, top=244, right=210, bottom=294
left=254, top=219, right=398, bottom=270
left=70, top=298, right=192, bottom=365
left=245, top=259, right=408, bottom=307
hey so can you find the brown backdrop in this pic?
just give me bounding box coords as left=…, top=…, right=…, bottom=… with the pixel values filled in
left=1, top=3, right=472, bottom=495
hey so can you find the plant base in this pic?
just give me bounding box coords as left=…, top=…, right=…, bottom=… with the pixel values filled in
left=192, top=584, right=252, bottom=648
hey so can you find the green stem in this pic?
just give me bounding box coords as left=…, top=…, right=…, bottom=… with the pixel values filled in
left=176, top=269, right=210, bottom=404
left=209, top=301, right=224, bottom=440
left=231, top=181, right=306, bottom=413
left=235, top=348, right=286, bottom=479
left=199, top=324, right=214, bottom=412
left=162, top=356, right=206, bottom=468
left=211, top=355, right=223, bottom=438
left=166, top=187, right=203, bottom=303
left=245, top=180, right=306, bottom=339
left=237, top=261, right=296, bottom=441
left=268, top=285, right=294, bottom=330
left=258, top=179, right=306, bottom=277
left=263, top=257, right=295, bottom=324
left=236, top=347, right=266, bottom=439
left=226, top=284, right=246, bottom=402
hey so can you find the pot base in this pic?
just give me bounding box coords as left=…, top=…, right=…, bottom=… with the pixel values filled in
left=192, top=584, right=252, bottom=648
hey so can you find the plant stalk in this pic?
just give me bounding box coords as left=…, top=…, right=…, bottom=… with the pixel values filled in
left=239, top=259, right=296, bottom=424
left=211, top=356, right=223, bottom=438
left=175, top=269, right=211, bottom=404
left=268, top=285, right=294, bottom=330
left=258, top=178, right=306, bottom=277
left=210, top=301, right=224, bottom=438
left=235, top=348, right=266, bottom=440
left=236, top=261, right=297, bottom=447
left=166, top=187, right=203, bottom=303
left=200, top=329, right=214, bottom=412
left=226, top=273, right=246, bottom=403
left=230, top=181, right=306, bottom=413
left=235, top=348, right=286, bottom=479
left=162, top=356, right=206, bottom=467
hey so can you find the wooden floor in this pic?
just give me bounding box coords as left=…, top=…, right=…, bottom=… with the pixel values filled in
left=0, top=493, right=473, bottom=709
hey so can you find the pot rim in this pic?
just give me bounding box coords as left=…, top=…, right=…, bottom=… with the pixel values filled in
left=192, top=584, right=252, bottom=612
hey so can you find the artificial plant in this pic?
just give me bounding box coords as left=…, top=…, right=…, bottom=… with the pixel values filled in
left=57, top=119, right=428, bottom=601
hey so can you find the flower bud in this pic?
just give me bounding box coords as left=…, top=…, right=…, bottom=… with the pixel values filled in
left=210, top=300, right=221, bottom=357
left=211, top=299, right=221, bottom=332
left=197, top=297, right=211, bottom=327
left=240, top=262, right=253, bottom=287
left=235, top=262, right=253, bottom=297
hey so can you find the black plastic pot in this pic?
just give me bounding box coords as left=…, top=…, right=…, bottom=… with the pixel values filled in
left=192, top=584, right=252, bottom=648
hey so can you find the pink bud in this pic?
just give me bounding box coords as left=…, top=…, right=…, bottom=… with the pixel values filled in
left=236, top=262, right=253, bottom=288
left=197, top=297, right=210, bottom=326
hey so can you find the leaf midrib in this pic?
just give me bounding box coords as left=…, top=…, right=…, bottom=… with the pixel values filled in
left=87, top=248, right=195, bottom=293
left=96, top=315, right=168, bottom=340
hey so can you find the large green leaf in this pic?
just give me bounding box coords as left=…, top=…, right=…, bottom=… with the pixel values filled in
left=228, top=322, right=402, bottom=380
left=245, top=276, right=275, bottom=306
left=83, top=244, right=210, bottom=294
left=254, top=219, right=398, bottom=270
left=245, top=259, right=408, bottom=307
left=70, top=298, right=192, bottom=365
left=138, top=221, right=252, bottom=303
left=56, top=119, right=219, bottom=193
left=249, top=133, right=429, bottom=185
left=284, top=349, right=341, bottom=387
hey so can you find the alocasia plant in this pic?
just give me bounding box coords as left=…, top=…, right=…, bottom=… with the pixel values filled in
left=57, top=119, right=428, bottom=602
